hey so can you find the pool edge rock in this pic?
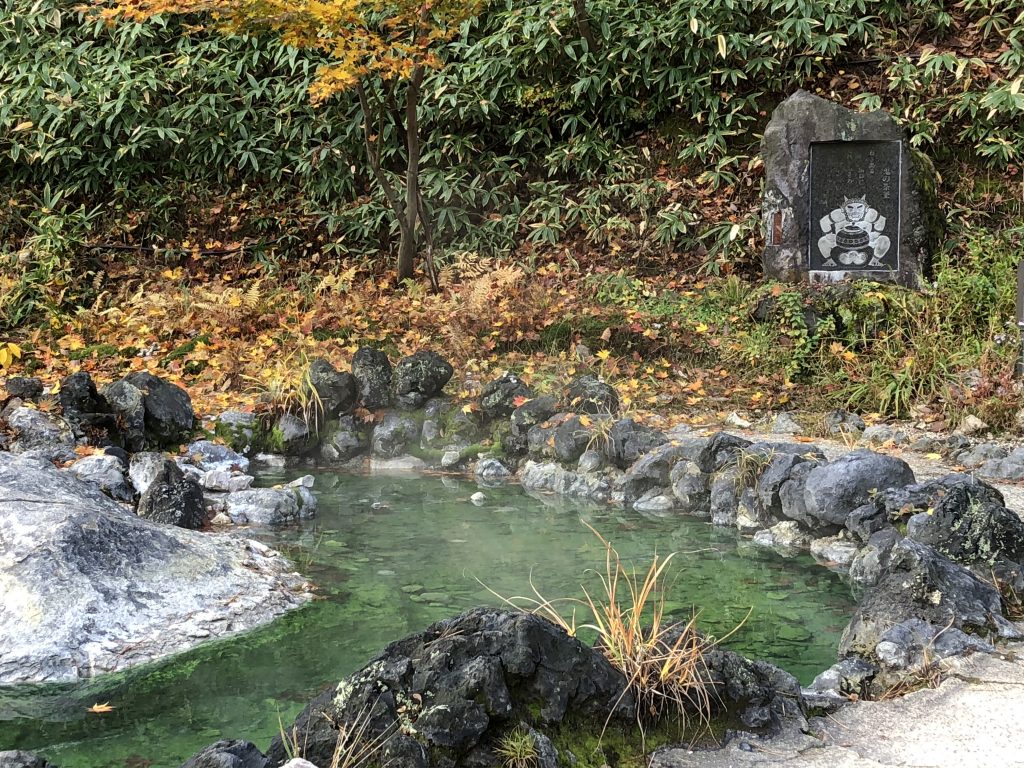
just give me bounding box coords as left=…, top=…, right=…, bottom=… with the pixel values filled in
left=175, top=607, right=807, bottom=768
left=0, top=452, right=313, bottom=685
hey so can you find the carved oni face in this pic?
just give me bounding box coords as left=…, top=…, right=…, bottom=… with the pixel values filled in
left=843, top=196, right=867, bottom=222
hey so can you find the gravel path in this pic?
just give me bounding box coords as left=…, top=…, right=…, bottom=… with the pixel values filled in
left=654, top=649, right=1024, bottom=767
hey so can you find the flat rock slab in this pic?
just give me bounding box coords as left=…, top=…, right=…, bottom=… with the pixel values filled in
left=0, top=453, right=312, bottom=684
left=653, top=651, right=1024, bottom=768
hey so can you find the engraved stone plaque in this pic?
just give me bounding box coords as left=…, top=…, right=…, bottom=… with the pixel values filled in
left=761, top=91, right=939, bottom=288
left=808, top=140, right=901, bottom=276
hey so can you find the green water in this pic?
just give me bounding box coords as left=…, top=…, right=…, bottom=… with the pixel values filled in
left=0, top=471, right=854, bottom=768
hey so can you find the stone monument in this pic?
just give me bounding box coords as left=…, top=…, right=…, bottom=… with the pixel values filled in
left=761, top=90, right=939, bottom=288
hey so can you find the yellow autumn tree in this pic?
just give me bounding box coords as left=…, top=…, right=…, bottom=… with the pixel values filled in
left=98, top=0, right=482, bottom=282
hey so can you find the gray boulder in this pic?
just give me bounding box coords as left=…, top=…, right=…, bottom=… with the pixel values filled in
left=954, top=441, right=1007, bottom=468
left=669, top=459, right=710, bottom=515
left=778, top=460, right=822, bottom=529
left=618, top=442, right=691, bottom=504
left=769, top=412, right=803, bottom=435
left=561, top=375, right=620, bottom=416
left=393, top=351, right=453, bottom=409
left=475, top=457, right=512, bottom=485
left=756, top=452, right=812, bottom=519
left=58, top=371, right=116, bottom=440
left=604, top=418, right=667, bottom=469
left=709, top=468, right=742, bottom=527
left=478, top=373, right=532, bottom=421
left=700, top=646, right=805, bottom=732
left=101, top=379, right=147, bottom=452
left=823, top=410, right=866, bottom=435
left=906, top=483, right=1024, bottom=566
left=128, top=451, right=168, bottom=496
left=215, top=410, right=258, bottom=455
left=120, top=372, right=195, bottom=446
left=752, top=520, right=811, bottom=554
left=372, top=412, right=422, bottom=458
left=977, top=446, right=1024, bottom=481
left=181, top=740, right=267, bottom=768
left=264, top=608, right=633, bottom=768
left=351, top=347, right=393, bottom=409
left=3, top=376, right=43, bottom=401
left=202, top=470, right=253, bottom=493
left=860, top=424, right=909, bottom=447
left=808, top=657, right=877, bottom=702
left=872, top=618, right=993, bottom=677
left=224, top=485, right=317, bottom=526
left=0, top=753, right=57, bottom=768
left=320, top=416, right=369, bottom=463
left=527, top=413, right=597, bottom=465
left=577, top=449, right=605, bottom=474
left=137, top=460, right=206, bottom=530
left=633, top=488, right=677, bottom=514
left=0, top=452, right=310, bottom=684
left=802, top=450, right=914, bottom=527
left=69, top=454, right=134, bottom=504
left=274, top=413, right=313, bottom=455
left=809, top=534, right=860, bottom=570
left=695, top=432, right=752, bottom=474
left=849, top=527, right=902, bottom=587
left=185, top=440, right=250, bottom=474
left=4, top=406, right=76, bottom=462
left=306, top=358, right=357, bottom=419
left=420, top=398, right=482, bottom=451
left=839, top=539, right=1022, bottom=664
left=521, top=461, right=611, bottom=503
left=503, top=395, right=559, bottom=456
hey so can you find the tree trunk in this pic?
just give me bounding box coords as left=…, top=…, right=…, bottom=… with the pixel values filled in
left=398, top=65, right=426, bottom=282
left=573, top=0, right=598, bottom=52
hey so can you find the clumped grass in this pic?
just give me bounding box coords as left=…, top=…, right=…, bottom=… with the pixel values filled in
left=580, top=526, right=715, bottom=741
left=485, top=524, right=733, bottom=749
left=734, top=447, right=774, bottom=491
left=495, top=726, right=539, bottom=768
left=246, top=352, right=325, bottom=435
left=278, top=695, right=397, bottom=768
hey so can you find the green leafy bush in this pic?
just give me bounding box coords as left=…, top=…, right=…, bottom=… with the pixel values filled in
left=1, top=0, right=1021, bottom=286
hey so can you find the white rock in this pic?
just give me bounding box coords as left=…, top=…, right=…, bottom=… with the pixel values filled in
left=956, top=414, right=989, bottom=436
left=370, top=456, right=427, bottom=473
left=253, top=453, right=288, bottom=467
left=633, top=488, right=676, bottom=513
left=70, top=455, right=134, bottom=503
left=201, top=470, right=253, bottom=493
left=470, top=492, right=486, bottom=505
left=725, top=412, right=752, bottom=429
left=810, top=534, right=860, bottom=569
left=441, top=450, right=464, bottom=469
left=128, top=451, right=167, bottom=496
left=770, top=412, right=803, bottom=435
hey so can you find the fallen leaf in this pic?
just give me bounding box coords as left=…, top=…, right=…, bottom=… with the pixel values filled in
left=87, top=702, right=115, bottom=714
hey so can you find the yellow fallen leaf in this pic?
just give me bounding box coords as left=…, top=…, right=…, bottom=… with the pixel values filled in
left=695, top=323, right=709, bottom=333
left=87, top=702, right=115, bottom=714
left=925, top=453, right=942, bottom=460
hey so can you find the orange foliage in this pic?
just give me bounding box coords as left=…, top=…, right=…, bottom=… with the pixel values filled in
left=96, top=0, right=481, bottom=103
